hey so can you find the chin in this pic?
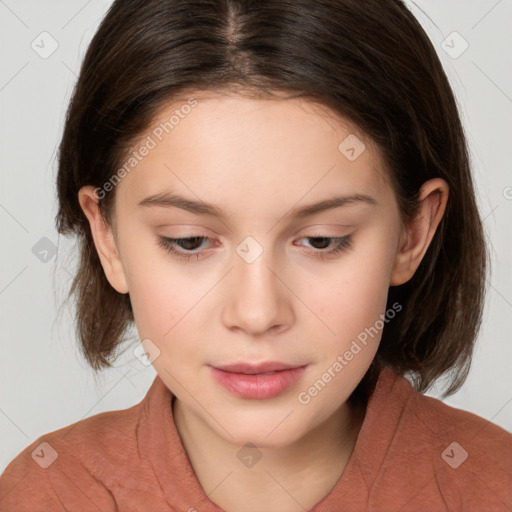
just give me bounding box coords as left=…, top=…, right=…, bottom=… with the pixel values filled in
left=217, top=416, right=310, bottom=450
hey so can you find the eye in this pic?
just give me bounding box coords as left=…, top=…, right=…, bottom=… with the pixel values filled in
left=158, top=236, right=213, bottom=261
left=296, top=235, right=353, bottom=259
left=157, top=234, right=353, bottom=262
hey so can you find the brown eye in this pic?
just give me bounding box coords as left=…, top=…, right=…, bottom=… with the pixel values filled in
left=174, top=237, right=205, bottom=250
left=297, top=235, right=353, bottom=259
left=307, top=237, right=332, bottom=249
left=158, top=236, right=213, bottom=261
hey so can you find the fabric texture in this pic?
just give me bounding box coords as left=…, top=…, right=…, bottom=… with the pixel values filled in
left=1, top=366, right=511, bottom=511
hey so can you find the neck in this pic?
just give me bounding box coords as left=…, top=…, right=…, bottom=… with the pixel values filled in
left=173, top=397, right=366, bottom=512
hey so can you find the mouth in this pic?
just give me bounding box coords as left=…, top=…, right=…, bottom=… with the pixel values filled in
left=209, top=361, right=308, bottom=400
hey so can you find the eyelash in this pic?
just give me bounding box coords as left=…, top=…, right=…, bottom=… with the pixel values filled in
left=157, top=234, right=353, bottom=261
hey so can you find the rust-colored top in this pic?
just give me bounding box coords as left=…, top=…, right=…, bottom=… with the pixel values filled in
left=1, top=367, right=511, bottom=511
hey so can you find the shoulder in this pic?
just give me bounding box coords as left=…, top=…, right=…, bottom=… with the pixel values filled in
left=374, top=368, right=512, bottom=510
left=406, top=380, right=512, bottom=467
left=0, top=389, right=149, bottom=511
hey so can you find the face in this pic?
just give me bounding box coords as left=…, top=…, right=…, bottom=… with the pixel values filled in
left=89, top=92, right=409, bottom=448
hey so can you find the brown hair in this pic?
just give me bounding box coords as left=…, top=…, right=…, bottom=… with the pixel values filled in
left=56, top=0, right=487, bottom=399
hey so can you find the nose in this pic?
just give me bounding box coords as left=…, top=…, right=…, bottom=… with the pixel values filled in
left=221, top=246, right=294, bottom=336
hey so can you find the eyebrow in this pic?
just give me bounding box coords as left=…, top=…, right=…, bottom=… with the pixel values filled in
left=137, top=192, right=377, bottom=218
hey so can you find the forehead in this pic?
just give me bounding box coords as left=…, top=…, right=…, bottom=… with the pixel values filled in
left=148, top=90, right=369, bottom=150
left=115, top=92, right=391, bottom=212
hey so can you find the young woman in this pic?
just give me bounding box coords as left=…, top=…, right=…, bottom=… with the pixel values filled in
left=1, top=0, right=511, bottom=510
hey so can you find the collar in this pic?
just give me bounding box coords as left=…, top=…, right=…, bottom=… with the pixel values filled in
left=137, top=366, right=409, bottom=511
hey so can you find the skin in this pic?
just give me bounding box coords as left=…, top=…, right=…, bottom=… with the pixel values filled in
left=79, top=91, right=448, bottom=512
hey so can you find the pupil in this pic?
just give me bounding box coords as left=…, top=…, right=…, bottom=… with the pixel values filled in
left=311, top=237, right=330, bottom=249
left=181, top=237, right=202, bottom=250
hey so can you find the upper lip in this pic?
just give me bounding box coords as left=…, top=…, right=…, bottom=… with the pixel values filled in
left=211, top=362, right=307, bottom=374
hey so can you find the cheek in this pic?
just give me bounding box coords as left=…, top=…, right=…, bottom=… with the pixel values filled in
left=294, top=243, right=394, bottom=405
left=117, top=233, right=193, bottom=339
left=303, top=236, right=395, bottom=340
left=121, top=238, right=221, bottom=373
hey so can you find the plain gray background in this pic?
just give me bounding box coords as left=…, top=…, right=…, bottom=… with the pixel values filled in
left=1, top=0, right=511, bottom=474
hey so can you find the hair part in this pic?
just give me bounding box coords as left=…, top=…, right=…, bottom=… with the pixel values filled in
left=56, top=0, right=487, bottom=400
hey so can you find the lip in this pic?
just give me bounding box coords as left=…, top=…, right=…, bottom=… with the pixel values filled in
left=212, top=361, right=305, bottom=374
left=209, top=362, right=308, bottom=400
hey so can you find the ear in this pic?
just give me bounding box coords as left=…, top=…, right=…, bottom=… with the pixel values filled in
left=78, top=186, right=129, bottom=294
left=390, top=178, right=449, bottom=286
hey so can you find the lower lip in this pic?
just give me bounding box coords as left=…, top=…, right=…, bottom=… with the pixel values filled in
left=210, top=366, right=307, bottom=400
